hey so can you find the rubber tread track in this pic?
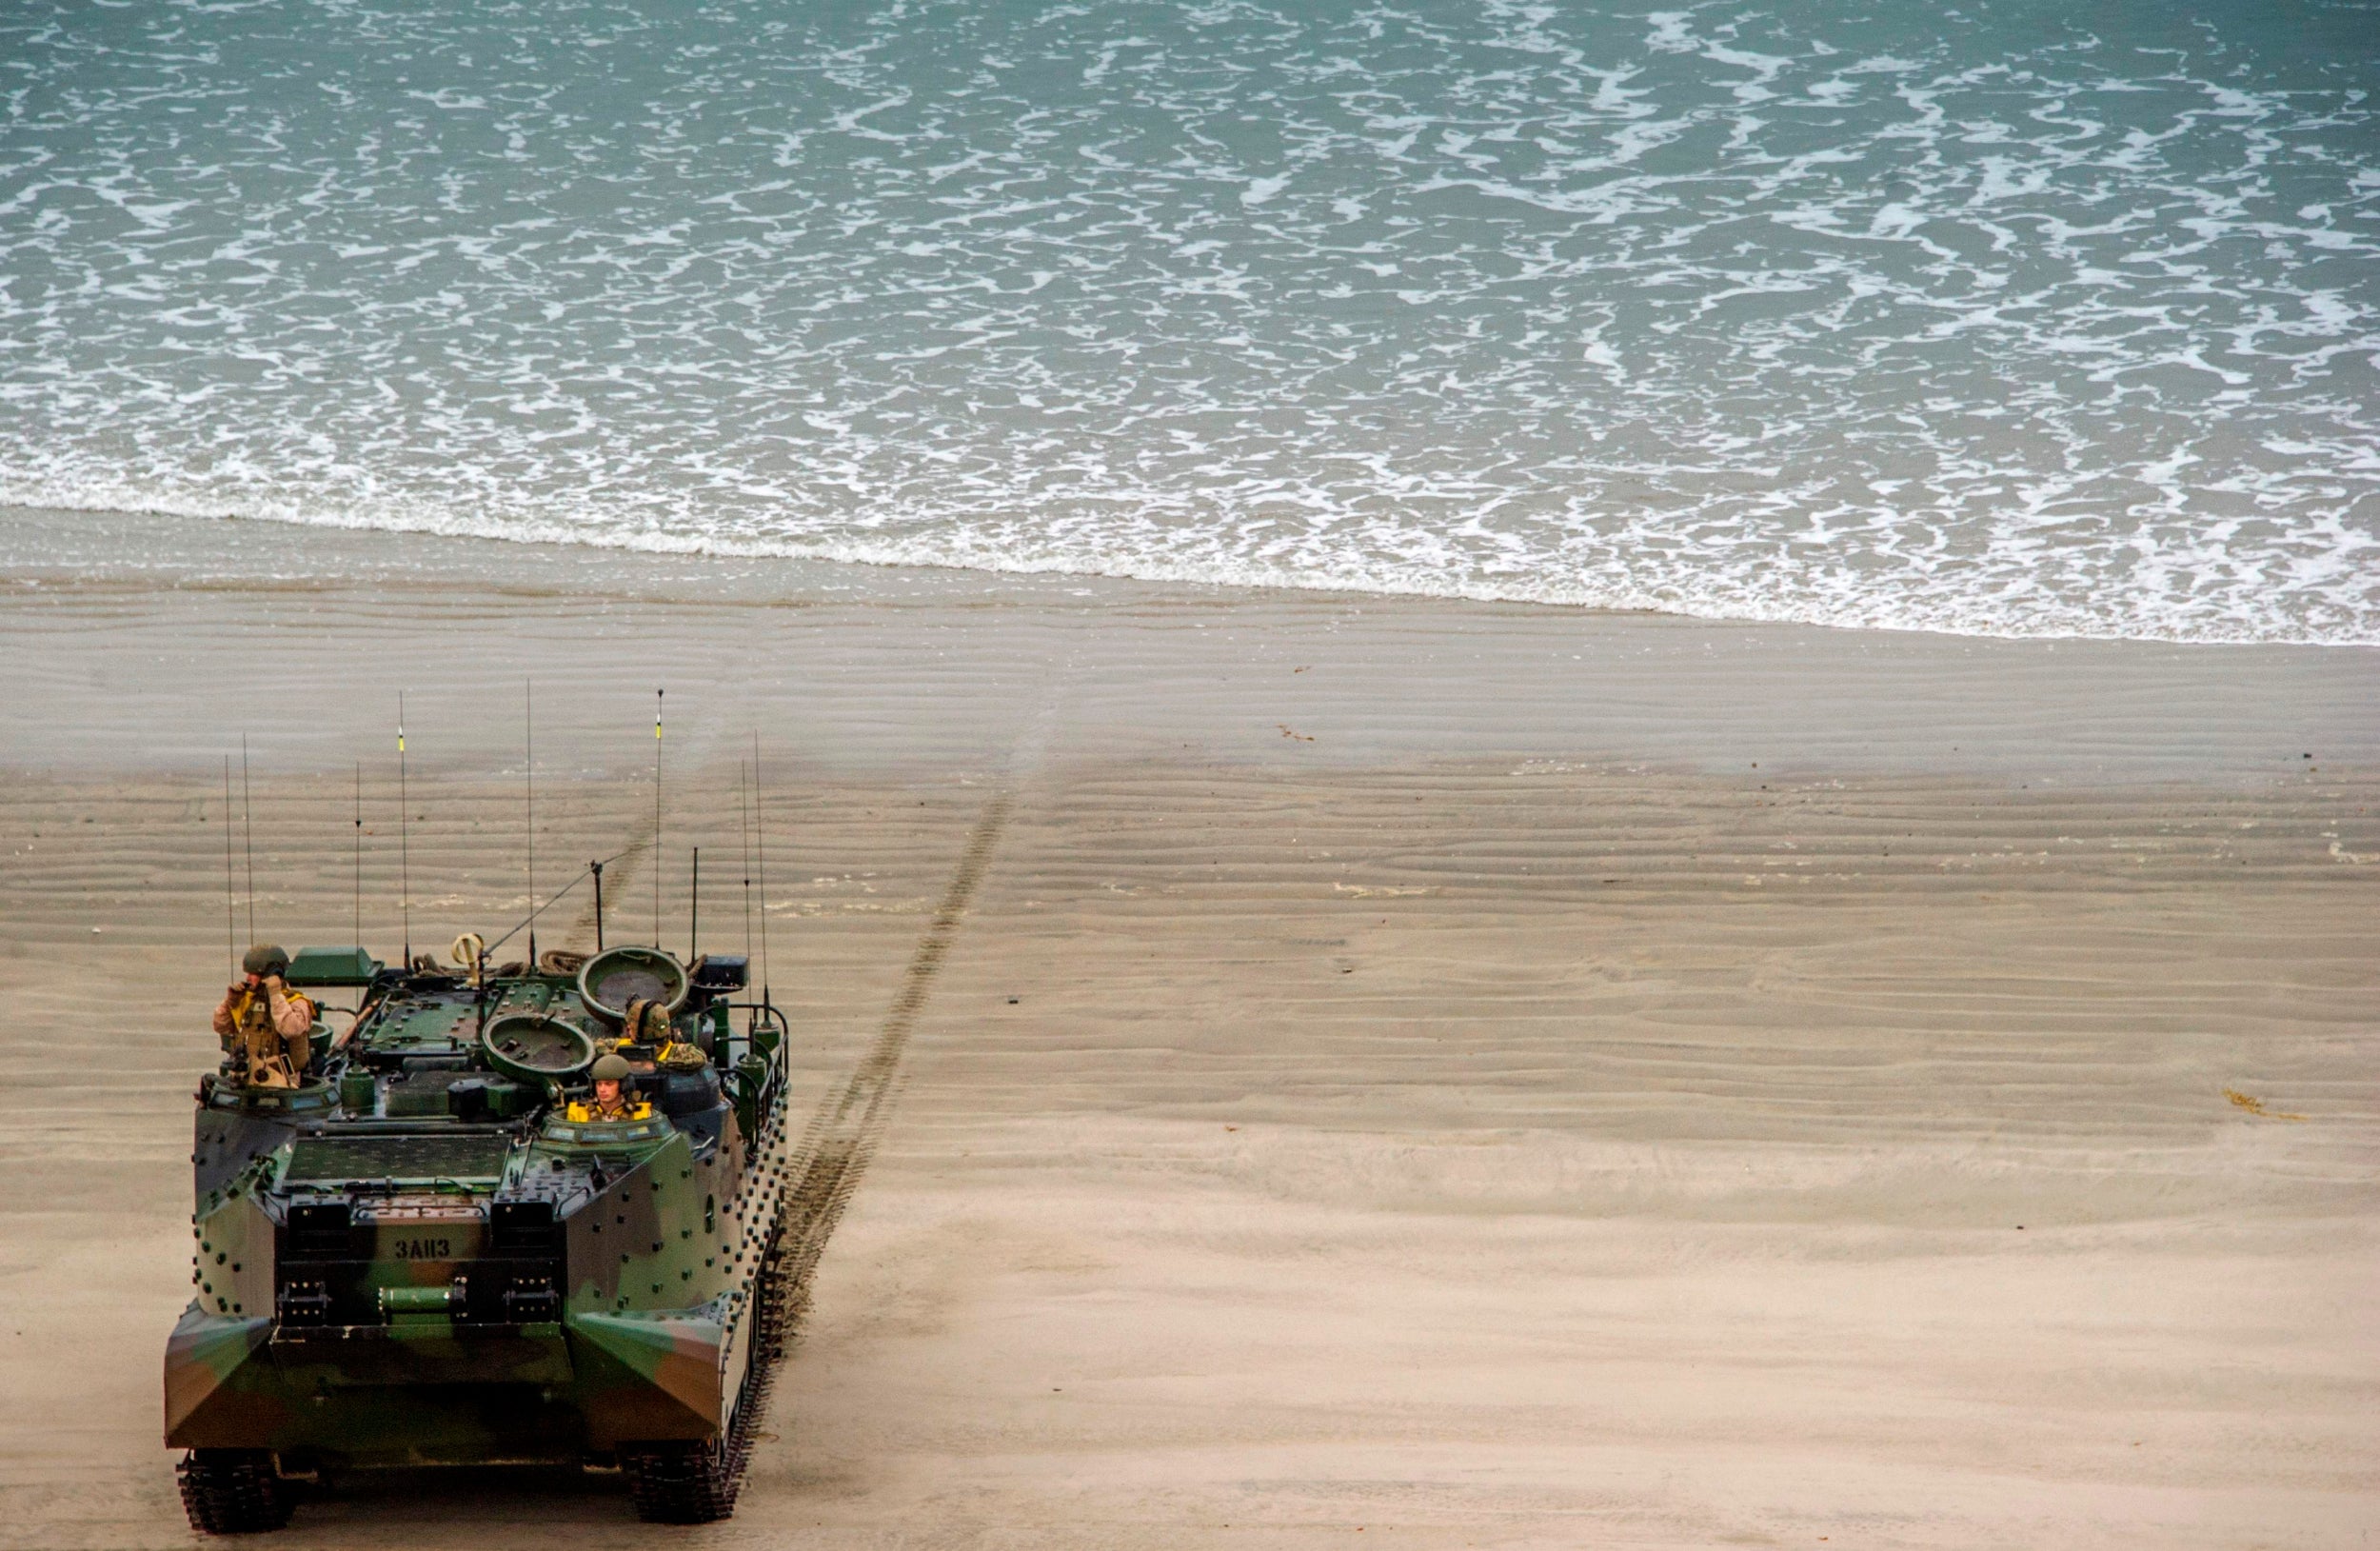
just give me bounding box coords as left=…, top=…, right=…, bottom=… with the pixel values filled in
left=178, top=1450, right=294, bottom=1535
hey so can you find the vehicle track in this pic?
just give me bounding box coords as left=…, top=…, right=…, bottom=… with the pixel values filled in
left=729, top=793, right=1013, bottom=1466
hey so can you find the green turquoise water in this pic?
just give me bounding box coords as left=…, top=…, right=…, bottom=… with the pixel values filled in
left=2, top=1, right=2374, bottom=641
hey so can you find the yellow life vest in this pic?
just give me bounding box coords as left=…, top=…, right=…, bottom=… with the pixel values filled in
left=565, top=1098, right=652, bottom=1123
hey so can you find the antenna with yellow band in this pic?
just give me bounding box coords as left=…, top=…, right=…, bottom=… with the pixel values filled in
left=653, top=687, right=664, bottom=949
left=398, top=690, right=411, bottom=968
left=525, top=678, right=537, bottom=966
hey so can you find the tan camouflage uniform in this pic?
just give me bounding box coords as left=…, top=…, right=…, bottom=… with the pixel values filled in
left=212, top=981, right=317, bottom=1087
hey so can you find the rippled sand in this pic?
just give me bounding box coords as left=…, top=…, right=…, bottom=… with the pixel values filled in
left=1, top=523, right=2374, bottom=1548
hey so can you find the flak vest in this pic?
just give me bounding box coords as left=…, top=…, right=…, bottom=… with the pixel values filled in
left=229, top=985, right=315, bottom=1086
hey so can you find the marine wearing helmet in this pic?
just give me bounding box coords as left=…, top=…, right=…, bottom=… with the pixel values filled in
left=565, top=1052, right=652, bottom=1123
left=210, top=945, right=318, bottom=1088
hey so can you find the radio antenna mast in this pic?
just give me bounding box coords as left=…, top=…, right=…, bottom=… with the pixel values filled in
left=689, top=846, right=700, bottom=963
left=526, top=679, right=537, bottom=966
left=240, top=733, right=256, bottom=943
left=398, top=692, right=411, bottom=968
left=222, top=757, right=236, bottom=974
left=739, top=759, right=753, bottom=960
left=752, top=731, right=770, bottom=1001
left=653, top=688, right=664, bottom=948
left=353, top=761, right=363, bottom=947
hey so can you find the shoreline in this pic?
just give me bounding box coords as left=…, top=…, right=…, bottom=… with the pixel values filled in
left=8, top=503, right=2375, bottom=652
left=5, top=505, right=2374, bottom=787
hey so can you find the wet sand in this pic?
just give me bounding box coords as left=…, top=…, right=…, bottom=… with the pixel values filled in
left=1, top=509, right=2375, bottom=1549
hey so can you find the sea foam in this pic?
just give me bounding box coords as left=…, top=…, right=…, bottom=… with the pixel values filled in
left=0, top=0, right=2373, bottom=644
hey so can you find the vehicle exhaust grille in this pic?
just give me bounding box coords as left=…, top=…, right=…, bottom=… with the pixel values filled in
left=284, top=1133, right=512, bottom=1184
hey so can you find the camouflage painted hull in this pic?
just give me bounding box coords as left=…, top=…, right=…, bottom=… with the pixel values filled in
left=166, top=1302, right=750, bottom=1464
left=166, top=951, right=789, bottom=1501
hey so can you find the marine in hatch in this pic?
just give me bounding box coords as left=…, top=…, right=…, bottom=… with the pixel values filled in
left=211, top=945, right=317, bottom=1087
left=566, top=1051, right=652, bottom=1123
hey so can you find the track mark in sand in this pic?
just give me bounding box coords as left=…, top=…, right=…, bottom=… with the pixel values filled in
left=768, top=793, right=1013, bottom=1340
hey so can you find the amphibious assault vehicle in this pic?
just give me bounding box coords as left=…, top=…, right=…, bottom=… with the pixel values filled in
left=167, top=941, right=792, bottom=1532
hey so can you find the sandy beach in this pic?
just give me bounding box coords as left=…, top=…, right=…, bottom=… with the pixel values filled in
left=1, top=507, right=2374, bottom=1550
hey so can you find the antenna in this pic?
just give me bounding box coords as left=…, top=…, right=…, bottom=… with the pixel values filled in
left=739, top=759, right=753, bottom=960
left=486, top=844, right=623, bottom=962
left=398, top=692, right=411, bottom=968
left=689, top=846, right=700, bottom=963
left=653, top=688, right=664, bottom=949
left=353, top=761, right=363, bottom=947
left=752, top=731, right=770, bottom=1001
left=591, top=859, right=606, bottom=952
left=222, top=757, right=236, bottom=975
left=240, top=733, right=256, bottom=944
left=526, top=678, right=537, bottom=966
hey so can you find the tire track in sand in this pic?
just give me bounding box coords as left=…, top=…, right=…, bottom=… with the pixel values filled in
left=766, top=791, right=1014, bottom=1345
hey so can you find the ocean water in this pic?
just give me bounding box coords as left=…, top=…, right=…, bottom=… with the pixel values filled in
left=2, top=1, right=2375, bottom=644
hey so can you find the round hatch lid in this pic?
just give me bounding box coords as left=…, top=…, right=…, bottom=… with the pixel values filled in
left=481, top=1012, right=596, bottom=1086
left=577, top=945, right=691, bottom=1024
